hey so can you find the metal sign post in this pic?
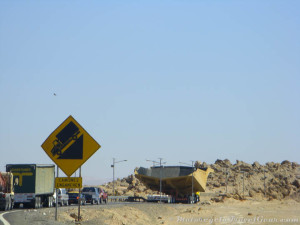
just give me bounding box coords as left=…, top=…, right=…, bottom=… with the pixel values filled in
left=77, top=167, right=81, bottom=224
left=55, top=166, right=59, bottom=221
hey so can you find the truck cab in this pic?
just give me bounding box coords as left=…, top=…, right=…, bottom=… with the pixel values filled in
left=0, top=172, right=14, bottom=211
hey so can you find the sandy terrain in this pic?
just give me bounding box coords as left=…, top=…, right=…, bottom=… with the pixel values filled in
left=5, top=160, right=299, bottom=225
left=18, top=198, right=300, bottom=225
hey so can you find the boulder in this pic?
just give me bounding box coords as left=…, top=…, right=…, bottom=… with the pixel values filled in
left=252, top=161, right=261, bottom=169
left=281, top=160, right=291, bottom=166
left=292, top=180, right=300, bottom=188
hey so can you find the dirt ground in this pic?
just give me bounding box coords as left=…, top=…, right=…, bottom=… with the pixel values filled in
left=14, top=160, right=300, bottom=225
left=21, top=198, right=300, bottom=225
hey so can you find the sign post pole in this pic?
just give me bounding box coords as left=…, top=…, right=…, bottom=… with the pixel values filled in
left=77, top=167, right=81, bottom=224
left=55, top=166, right=59, bottom=221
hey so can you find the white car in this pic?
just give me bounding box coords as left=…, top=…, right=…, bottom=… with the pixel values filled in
left=53, top=188, right=69, bottom=206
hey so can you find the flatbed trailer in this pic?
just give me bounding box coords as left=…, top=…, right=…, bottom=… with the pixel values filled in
left=135, top=166, right=213, bottom=204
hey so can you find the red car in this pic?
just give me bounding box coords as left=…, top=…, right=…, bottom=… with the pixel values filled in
left=98, top=188, right=108, bottom=204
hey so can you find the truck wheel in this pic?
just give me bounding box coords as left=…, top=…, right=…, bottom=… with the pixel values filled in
left=5, top=199, right=9, bottom=211
left=10, top=198, right=14, bottom=210
left=38, top=197, right=41, bottom=208
left=34, top=198, right=38, bottom=209
left=48, top=196, right=53, bottom=207
left=35, top=197, right=41, bottom=209
left=8, top=198, right=12, bottom=210
left=39, top=197, right=43, bottom=208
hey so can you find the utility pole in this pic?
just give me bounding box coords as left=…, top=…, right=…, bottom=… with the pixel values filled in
left=112, top=158, right=115, bottom=196
left=240, top=171, right=245, bottom=198
left=147, top=158, right=165, bottom=203
left=179, top=161, right=195, bottom=203
left=191, top=161, right=194, bottom=203
left=159, top=158, right=163, bottom=203
left=111, top=158, right=127, bottom=196
left=225, top=167, right=228, bottom=194
left=238, top=170, right=246, bottom=198
left=264, top=170, right=267, bottom=197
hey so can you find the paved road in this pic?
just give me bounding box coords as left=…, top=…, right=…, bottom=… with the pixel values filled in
left=0, top=211, right=20, bottom=225
left=0, top=202, right=143, bottom=225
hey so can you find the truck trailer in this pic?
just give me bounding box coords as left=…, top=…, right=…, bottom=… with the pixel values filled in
left=6, top=164, right=55, bottom=208
left=0, top=172, right=14, bottom=210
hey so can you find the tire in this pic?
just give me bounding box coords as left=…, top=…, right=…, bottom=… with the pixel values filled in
left=48, top=196, right=53, bottom=208
left=39, top=197, right=43, bottom=208
left=9, top=198, right=13, bottom=210
left=8, top=198, right=12, bottom=210
left=34, top=198, right=38, bottom=209
left=38, top=197, right=41, bottom=208
left=35, top=197, right=41, bottom=209
left=5, top=199, right=9, bottom=211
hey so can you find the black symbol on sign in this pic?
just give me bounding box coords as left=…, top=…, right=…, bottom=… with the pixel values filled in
left=51, top=121, right=83, bottom=159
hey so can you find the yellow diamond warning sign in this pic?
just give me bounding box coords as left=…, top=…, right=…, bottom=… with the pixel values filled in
left=42, top=115, right=101, bottom=177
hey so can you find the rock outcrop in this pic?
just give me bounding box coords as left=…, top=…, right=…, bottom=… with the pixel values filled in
left=99, top=159, right=300, bottom=201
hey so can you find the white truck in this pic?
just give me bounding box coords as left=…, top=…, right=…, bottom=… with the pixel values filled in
left=6, top=164, right=55, bottom=208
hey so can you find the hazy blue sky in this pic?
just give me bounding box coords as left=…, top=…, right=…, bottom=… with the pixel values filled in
left=1, top=1, right=299, bottom=184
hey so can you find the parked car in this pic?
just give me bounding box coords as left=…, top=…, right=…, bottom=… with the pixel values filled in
left=98, top=188, right=108, bottom=204
left=53, top=188, right=69, bottom=206
left=81, top=187, right=100, bottom=204
left=67, top=191, right=86, bottom=205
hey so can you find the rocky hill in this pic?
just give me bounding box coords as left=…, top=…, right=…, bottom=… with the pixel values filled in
left=201, top=159, right=300, bottom=201
left=99, top=160, right=300, bottom=201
